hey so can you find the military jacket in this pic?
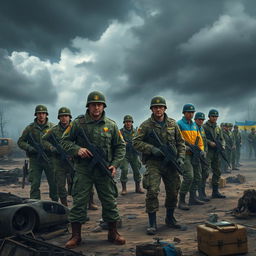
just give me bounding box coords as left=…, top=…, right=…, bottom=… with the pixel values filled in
left=233, top=130, right=242, bottom=147
left=17, top=118, right=55, bottom=157
left=223, top=129, right=234, bottom=150
left=197, top=125, right=208, bottom=153
left=203, top=120, right=225, bottom=150
left=132, top=113, right=185, bottom=162
left=60, top=111, right=125, bottom=168
left=120, top=126, right=138, bottom=156
left=248, top=132, right=256, bottom=145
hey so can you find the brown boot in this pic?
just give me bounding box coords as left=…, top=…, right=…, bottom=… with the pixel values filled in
left=88, top=193, right=98, bottom=210
left=65, top=222, right=82, bottom=249
left=108, top=222, right=126, bottom=245
left=121, top=182, right=127, bottom=195
left=60, top=197, right=68, bottom=207
left=135, top=182, right=144, bottom=194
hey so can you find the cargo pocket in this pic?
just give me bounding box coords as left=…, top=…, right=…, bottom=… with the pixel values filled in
left=142, top=171, right=150, bottom=189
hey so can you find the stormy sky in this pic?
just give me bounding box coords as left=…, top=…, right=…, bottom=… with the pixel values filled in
left=1, top=0, right=256, bottom=139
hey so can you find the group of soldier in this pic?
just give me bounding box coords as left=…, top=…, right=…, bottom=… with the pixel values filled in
left=17, top=91, right=242, bottom=249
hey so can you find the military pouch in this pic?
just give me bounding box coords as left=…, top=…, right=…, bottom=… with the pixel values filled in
left=142, top=171, right=150, bottom=189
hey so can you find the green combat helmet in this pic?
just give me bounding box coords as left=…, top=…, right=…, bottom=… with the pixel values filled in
left=34, top=105, right=48, bottom=116
left=86, top=91, right=107, bottom=107
left=194, top=112, right=205, bottom=120
left=123, top=115, right=133, bottom=123
left=208, top=109, right=219, bottom=117
left=150, top=96, right=167, bottom=109
left=183, top=104, right=195, bottom=113
left=58, top=107, right=72, bottom=118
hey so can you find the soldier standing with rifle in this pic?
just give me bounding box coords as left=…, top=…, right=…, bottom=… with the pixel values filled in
left=17, top=105, right=57, bottom=201
left=133, top=96, right=185, bottom=235
left=42, top=107, right=74, bottom=206
left=203, top=109, right=226, bottom=198
left=233, top=125, right=242, bottom=167
left=61, top=91, right=126, bottom=248
left=177, top=104, right=205, bottom=210
left=120, top=115, right=144, bottom=195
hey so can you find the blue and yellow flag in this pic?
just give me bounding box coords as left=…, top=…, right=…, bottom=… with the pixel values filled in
left=235, top=121, right=256, bottom=131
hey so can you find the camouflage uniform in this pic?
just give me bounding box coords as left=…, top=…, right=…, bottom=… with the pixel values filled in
left=203, top=114, right=226, bottom=198
left=222, top=127, right=233, bottom=171
left=120, top=127, right=142, bottom=183
left=248, top=130, right=256, bottom=159
left=233, top=126, right=242, bottom=166
left=17, top=116, right=57, bottom=201
left=60, top=111, right=125, bottom=223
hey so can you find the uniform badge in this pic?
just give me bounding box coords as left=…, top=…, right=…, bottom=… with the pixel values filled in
left=94, top=95, right=99, bottom=100
left=156, top=99, right=160, bottom=103
left=103, top=127, right=109, bottom=132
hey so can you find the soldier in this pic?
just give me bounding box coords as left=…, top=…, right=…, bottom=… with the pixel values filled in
left=194, top=112, right=210, bottom=202
left=133, top=96, right=185, bottom=235
left=177, top=104, right=205, bottom=210
left=222, top=123, right=233, bottom=173
left=228, top=123, right=239, bottom=170
left=233, top=125, right=242, bottom=167
left=248, top=128, right=256, bottom=159
left=61, top=91, right=126, bottom=248
left=17, top=105, right=57, bottom=201
left=203, top=109, right=226, bottom=198
left=120, top=115, right=143, bottom=195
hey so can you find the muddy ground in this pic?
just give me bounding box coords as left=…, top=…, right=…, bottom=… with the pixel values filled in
left=0, top=158, right=256, bottom=256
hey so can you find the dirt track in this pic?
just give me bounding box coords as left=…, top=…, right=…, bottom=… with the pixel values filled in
left=1, top=159, right=256, bottom=256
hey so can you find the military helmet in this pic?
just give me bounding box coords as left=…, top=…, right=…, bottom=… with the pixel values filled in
left=34, top=105, right=48, bottom=116
left=183, top=103, right=195, bottom=113
left=58, top=107, right=72, bottom=118
left=208, top=109, right=219, bottom=117
left=86, top=91, right=107, bottom=107
left=194, top=112, right=205, bottom=120
left=150, top=96, right=167, bottom=109
left=123, top=115, right=133, bottom=123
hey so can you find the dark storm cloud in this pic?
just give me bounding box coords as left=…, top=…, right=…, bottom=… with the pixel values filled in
left=117, top=0, right=256, bottom=107
left=0, top=0, right=134, bottom=59
left=0, top=49, right=57, bottom=103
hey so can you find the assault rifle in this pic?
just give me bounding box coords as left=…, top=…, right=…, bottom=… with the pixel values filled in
left=28, top=132, right=49, bottom=163
left=205, top=130, right=231, bottom=168
left=22, top=160, right=29, bottom=189
left=79, top=128, right=114, bottom=179
left=50, top=133, right=75, bottom=195
left=149, top=129, right=183, bottom=175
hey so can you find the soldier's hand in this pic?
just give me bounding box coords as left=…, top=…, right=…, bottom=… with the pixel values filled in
left=108, top=165, right=117, bottom=177
left=177, top=157, right=184, bottom=166
left=209, top=141, right=216, bottom=147
left=78, top=148, right=93, bottom=158
left=151, top=147, right=163, bottom=157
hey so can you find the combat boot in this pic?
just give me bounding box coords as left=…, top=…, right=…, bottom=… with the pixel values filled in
left=121, top=182, right=127, bottom=195
left=212, top=185, right=226, bottom=198
left=108, top=222, right=126, bottom=245
left=60, top=197, right=68, bottom=207
left=88, top=193, right=98, bottom=210
left=198, top=187, right=210, bottom=202
left=189, top=191, right=204, bottom=205
left=147, top=212, right=157, bottom=235
left=178, top=193, right=190, bottom=210
left=165, top=208, right=182, bottom=229
left=135, top=182, right=144, bottom=194
left=65, top=222, right=82, bottom=249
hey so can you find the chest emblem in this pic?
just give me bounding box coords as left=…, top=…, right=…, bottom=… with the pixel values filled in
left=103, top=127, right=109, bottom=132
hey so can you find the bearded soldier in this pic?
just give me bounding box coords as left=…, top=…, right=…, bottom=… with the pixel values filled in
left=61, top=91, right=126, bottom=248
left=17, top=105, right=57, bottom=201
left=133, top=96, right=185, bottom=235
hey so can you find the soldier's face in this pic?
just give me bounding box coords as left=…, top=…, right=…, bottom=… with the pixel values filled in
left=36, top=112, right=47, bottom=123
left=184, top=112, right=194, bottom=121
left=195, top=119, right=204, bottom=126
left=151, top=106, right=166, bottom=118
left=209, top=116, right=218, bottom=123
left=124, top=121, right=133, bottom=130
left=88, top=103, right=104, bottom=119
left=59, top=115, right=70, bottom=126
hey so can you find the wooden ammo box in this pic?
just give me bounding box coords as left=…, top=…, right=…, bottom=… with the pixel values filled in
left=197, top=223, right=248, bottom=256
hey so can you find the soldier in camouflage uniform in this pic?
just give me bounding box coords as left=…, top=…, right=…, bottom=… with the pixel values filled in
left=120, top=115, right=143, bottom=195
left=222, top=123, right=233, bottom=173
left=194, top=112, right=210, bottom=202
left=228, top=123, right=239, bottom=170
left=17, top=105, right=58, bottom=201
left=233, top=125, right=242, bottom=167
left=61, top=91, right=126, bottom=248
left=248, top=128, right=256, bottom=159
left=133, top=96, right=185, bottom=235
left=177, top=104, right=205, bottom=210
left=203, top=109, right=226, bottom=198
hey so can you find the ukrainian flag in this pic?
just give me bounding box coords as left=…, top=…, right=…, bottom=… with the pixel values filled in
left=235, top=121, right=256, bottom=131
